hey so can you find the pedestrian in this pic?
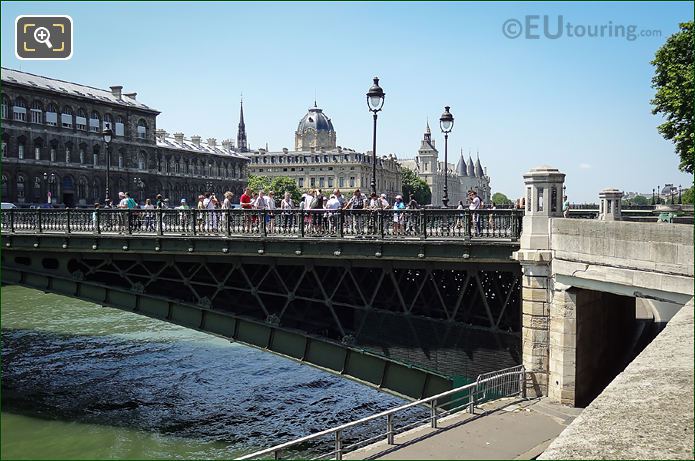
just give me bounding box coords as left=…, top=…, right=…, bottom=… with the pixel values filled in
left=379, top=193, right=390, bottom=209
left=281, top=191, right=294, bottom=231
left=143, top=198, right=155, bottom=232
left=326, top=193, right=341, bottom=233
left=456, top=200, right=465, bottom=230
left=469, top=190, right=481, bottom=236
left=266, top=191, right=277, bottom=233
left=392, top=195, right=405, bottom=235
left=177, top=198, right=190, bottom=233
left=196, top=194, right=205, bottom=233
left=563, top=195, right=570, bottom=218
left=344, top=188, right=365, bottom=235
left=333, top=188, right=346, bottom=208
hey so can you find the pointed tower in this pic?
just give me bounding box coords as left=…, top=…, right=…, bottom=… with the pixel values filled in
left=456, top=148, right=468, bottom=176
left=475, top=150, right=484, bottom=177
left=237, top=98, right=248, bottom=153
left=417, top=122, right=438, bottom=174
left=467, top=151, right=475, bottom=177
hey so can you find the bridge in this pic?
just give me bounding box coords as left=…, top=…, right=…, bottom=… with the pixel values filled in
left=2, top=168, right=692, bottom=411
left=1, top=207, right=524, bottom=400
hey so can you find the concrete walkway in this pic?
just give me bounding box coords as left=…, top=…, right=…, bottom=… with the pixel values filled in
left=345, top=398, right=582, bottom=460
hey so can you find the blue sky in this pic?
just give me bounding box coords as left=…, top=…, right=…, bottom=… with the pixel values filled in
left=2, top=1, right=692, bottom=201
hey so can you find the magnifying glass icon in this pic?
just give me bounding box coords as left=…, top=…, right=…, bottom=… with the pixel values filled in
left=33, top=27, right=53, bottom=49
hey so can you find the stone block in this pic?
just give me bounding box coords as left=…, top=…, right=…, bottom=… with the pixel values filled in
left=523, top=275, right=549, bottom=289
left=522, top=300, right=548, bottom=316
left=614, top=238, right=651, bottom=262
left=549, top=331, right=576, bottom=349
left=523, top=313, right=550, bottom=329
left=652, top=242, right=678, bottom=264
left=550, top=316, right=576, bottom=335
left=523, top=327, right=549, bottom=345
left=677, top=244, right=694, bottom=274
left=523, top=287, right=549, bottom=302
left=660, top=274, right=694, bottom=296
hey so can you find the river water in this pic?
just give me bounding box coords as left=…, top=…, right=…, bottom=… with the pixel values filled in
left=1, top=285, right=419, bottom=459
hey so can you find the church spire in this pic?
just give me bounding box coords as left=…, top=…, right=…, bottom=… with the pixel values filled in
left=237, top=97, right=248, bottom=153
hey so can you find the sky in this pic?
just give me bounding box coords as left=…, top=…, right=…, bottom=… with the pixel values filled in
left=1, top=1, right=693, bottom=202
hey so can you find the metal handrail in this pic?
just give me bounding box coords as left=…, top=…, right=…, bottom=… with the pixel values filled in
left=0, top=208, right=524, bottom=241
left=237, top=365, right=525, bottom=460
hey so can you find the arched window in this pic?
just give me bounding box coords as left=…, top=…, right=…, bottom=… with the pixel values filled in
left=79, top=144, right=86, bottom=164
left=118, top=150, right=124, bottom=169
left=89, top=111, right=101, bottom=132
left=65, top=142, right=73, bottom=163
left=137, top=119, right=147, bottom=139
left=30, top=101, right=43, bottom=124
left=138, top=152, right=146, bottom=170
left=61, top=106, right=73, bottom=128
left=13, top=97, right=27, bottom=121
left=1, top=134, right=7, bottom=158
left=1, top=95, right=9, bottom=119
left=174, top=159, right=180, bottom=174
left=1, top=174, right=8, bottom=199
left=78, top=176, right=88, bottom=199
left=114, top=115, right=125, bottom=136
left=103, top=113, right=113, bottom=131
left=46, top=103, right=58, bottom=126
left=33, top=138, right=43, bottom=161
left=91, top=178, right=101, bottom=202
left=16, top=175, right=26, bottom=201
left=76, top=108, right=87, bottom=130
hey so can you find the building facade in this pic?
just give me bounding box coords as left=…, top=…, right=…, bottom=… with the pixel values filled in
left=247, top=104, right=402, bottom=198
left=1, top=67, right=249, bottom=206
left=401, top=124, right=491, bottom=206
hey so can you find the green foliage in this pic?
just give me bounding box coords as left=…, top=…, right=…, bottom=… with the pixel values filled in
left=247, top=175, right=302, bottom=203
left=682, top=187, right=694, bottom=204
left=491, top=192, right=512, bottom=205
left=627, top=195, right=649, bottom=206
left=651, top=22, right=694, bottom=174
left=401, top=168, right=431, bottom=205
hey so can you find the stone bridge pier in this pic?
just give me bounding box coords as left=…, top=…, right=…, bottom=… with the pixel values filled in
left=514, top=166, right=693, bottom=407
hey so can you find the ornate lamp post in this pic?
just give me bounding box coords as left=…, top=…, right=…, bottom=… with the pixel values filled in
left=366, top=77, right=385, bottom=196
left=101, top=123, right=113, bottom=203
left=133, top=176, right=144, bottom=203
left=439, top=106, right=454, bottom=207
left=652, top=188, right=656, bottom=206
left=679, top=185, right=682, bottom=205
left=42, top=172, right=56, bottom=205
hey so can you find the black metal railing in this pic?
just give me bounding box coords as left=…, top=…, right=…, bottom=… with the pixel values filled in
left=1, top=208, right=524, bottom=241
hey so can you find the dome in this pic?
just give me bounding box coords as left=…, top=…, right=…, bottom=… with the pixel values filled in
left=297, top=105, right=334, bottom=134
left=295, top=103, right=337, bottom=151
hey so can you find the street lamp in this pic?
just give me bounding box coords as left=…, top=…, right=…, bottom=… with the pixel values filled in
left=42, top=172, right=56, bottom=205
left=671, top=186, right=675, bottom=205
left=366, top=76, right=385, bottom=196
left=679, top=185, right=682, bottom=205
left=133, top=176, right=144, bottom=203
left=439, top=106, right=454, bottom=207
left=101, top=123, right=113, bottom=203
left=652, top=188, right=656, bottom=206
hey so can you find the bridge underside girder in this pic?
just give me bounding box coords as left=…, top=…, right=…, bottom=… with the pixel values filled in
left=1, top=234, right=522, bottom=400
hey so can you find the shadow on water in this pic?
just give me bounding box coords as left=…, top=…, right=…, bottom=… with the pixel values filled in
left=1, top=326, right=423, bottom=457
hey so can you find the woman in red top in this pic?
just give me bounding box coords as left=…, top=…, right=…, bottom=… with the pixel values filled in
left=240, top=187, right=253, bottom=232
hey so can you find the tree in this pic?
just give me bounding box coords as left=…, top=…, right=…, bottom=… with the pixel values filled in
left=401, top=168, right=431, bottom=205
left=651, top=22, right=694, bottom=174
left=247, top=175, right=303, bottom=203
left=630, top=195, right=649, bottom=206
left=682, top=187, right=694, bottom=204
left=491, top=192, right=512, bottom=206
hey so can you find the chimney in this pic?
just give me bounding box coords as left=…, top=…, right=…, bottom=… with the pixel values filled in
left=221, top=139, right=232, bottom=150
left=123, top=92, right=137, bottom=100
left=207, top=138, right=217, bottom=147
left=191, top=135, right=201, bottom=147
left=173, top=132, right=184, bottom=144
left=110, top=85, right=123, bottom=99
left=155, top=129, right=167, bottom=141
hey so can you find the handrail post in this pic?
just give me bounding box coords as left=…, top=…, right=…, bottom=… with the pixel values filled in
left=386, top=414, right=394, bottom=445
left=519, top=366, right=526, bottom=398
left=157, top=209, right=163, bottom=236
left=430, top=399, right=438, bottom=428
left=273, top=449, right=279, bottom=460
left=421, top=209, right=427, bottom=239
left=10, top=209, right=15, bottom=233
left=338, top=209, right=344, bottom=238
left=191, top=209, right=197, bottom=236
left=66, top=209, right=71, bottom=234
left=226, top=209, right=231, bottom=237
left=334, top=429, right=342, bottom=461
left=379, top=210, right=385, bottom=239
left=466, top=210, right=472, bottom=239
left=95, top=209, right=101, bottom=234
left=300, top=210, right=305, bottom=238
left=262, top=210, right=267, bottom=237
left=37, top=209, right=43, bottom=233
left=468, top=379, right=478, bottom=414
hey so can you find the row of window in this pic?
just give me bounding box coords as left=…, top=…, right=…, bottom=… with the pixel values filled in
left=1, top=96, right=148, bottom=139
left=1, top=140, right=245, bottom=179
left=251, top=153, right=396, bottom=167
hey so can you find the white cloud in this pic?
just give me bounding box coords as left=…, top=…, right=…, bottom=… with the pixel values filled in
left=579, top=163, right=592, bottom=169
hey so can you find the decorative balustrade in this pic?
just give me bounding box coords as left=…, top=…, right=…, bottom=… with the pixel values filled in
left=1, top=208, right=523, bottom=241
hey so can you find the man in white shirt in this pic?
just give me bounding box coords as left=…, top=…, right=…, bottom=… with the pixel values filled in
left=468, top=190, right=481, bottom=236
left=379, top=193, right=390, bottom=208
